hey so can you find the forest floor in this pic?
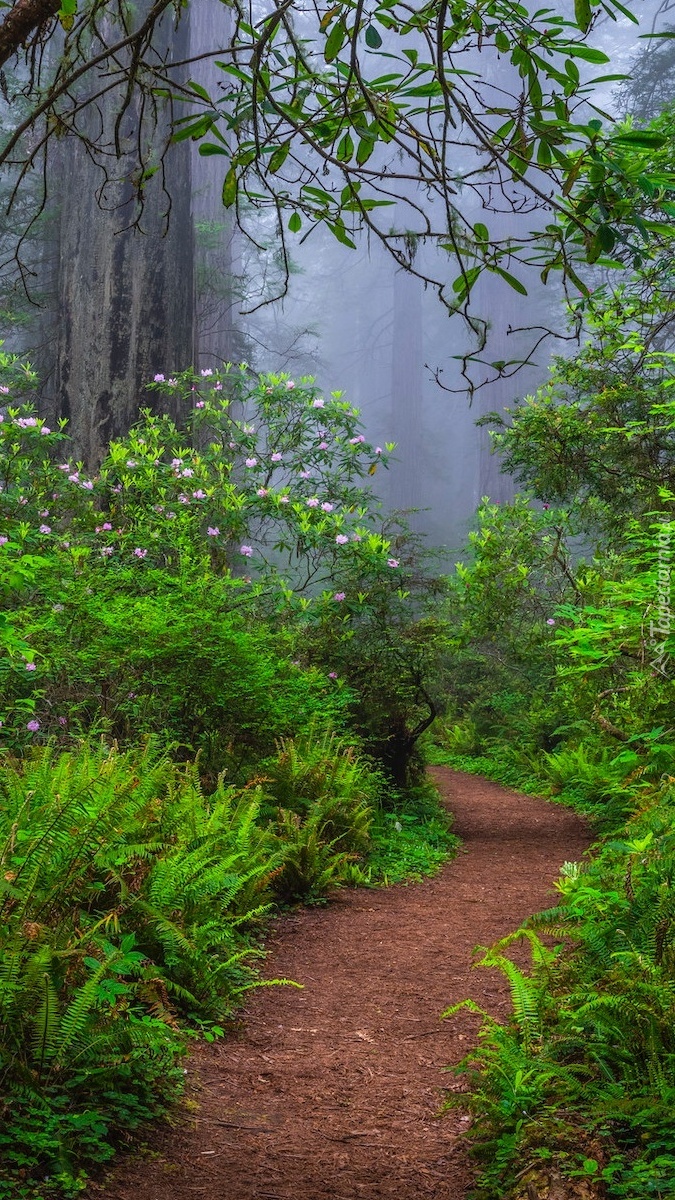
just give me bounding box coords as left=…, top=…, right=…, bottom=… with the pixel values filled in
left=88, top=768, right=590, bottom=1200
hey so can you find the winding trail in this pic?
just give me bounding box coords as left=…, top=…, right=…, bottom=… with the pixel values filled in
left=90, top=769, right=590, bottom=1200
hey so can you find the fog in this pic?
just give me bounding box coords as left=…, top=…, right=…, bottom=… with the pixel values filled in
left=0, top=0, right=670, bottom=552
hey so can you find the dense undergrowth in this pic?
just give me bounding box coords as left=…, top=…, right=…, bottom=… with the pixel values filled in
left=428, top=288, right=675, bottom=1200
left=0, top=358, right=456, bottom=1197
left=3, top=273, right=675, bottom=1200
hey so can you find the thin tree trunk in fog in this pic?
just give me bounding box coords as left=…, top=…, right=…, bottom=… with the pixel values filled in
left=190, top=3, right=243, bottom=369
left=389, top=266, right=424, bottom=514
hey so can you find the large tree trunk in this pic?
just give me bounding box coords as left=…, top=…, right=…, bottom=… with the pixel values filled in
left=45, top=11, right=194, bottom=465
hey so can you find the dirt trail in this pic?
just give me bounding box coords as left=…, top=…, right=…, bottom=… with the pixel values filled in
left=90, top=769, right=590, bottom=1200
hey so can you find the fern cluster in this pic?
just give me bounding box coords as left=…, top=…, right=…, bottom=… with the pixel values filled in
left=447, top=774, right=675, bottom=1199
left=0, top=727, right=397, bottom=1195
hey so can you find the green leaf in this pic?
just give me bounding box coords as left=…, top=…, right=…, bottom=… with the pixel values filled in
left=324, top=19, right=346, bottom=63
left=222, top=167, right=237, bottom=208
left=536, top=138, right=552, bottom=166
left=610, top=131, right=668, bottom=149
left=356, top=136, right=376, bottom=166
left=564, top=44, right=610, bottom=64
left=288, top=212, right=302, bottom=232
left=327, top=220, right=356, bottom=249
left=574, top=0, right=592, bottom=32
left=199, top=143, right=229, bottom=157
left=337, top=131, right=354, bottom=162
left=268, top=141, right=291, bottom=174
left=187, top=80, right=212, bottom=103
left=365, top=24, right=383, bottom=49
left=491, top=266, right=528, bottom=295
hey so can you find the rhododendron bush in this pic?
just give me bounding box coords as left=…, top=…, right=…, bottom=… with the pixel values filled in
left=0, top=358, right=449, bottom=779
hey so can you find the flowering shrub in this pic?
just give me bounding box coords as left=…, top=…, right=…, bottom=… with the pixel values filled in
left=0, top=361, right=448, bottom=780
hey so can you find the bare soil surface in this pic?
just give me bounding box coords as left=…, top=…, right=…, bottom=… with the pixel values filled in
left=89, top=769, right=590, bottom=1200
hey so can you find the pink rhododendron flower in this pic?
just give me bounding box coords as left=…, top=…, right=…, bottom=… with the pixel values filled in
left=334, top=592, right=346, bottom=602
left=154, top=373, right=165, bottom=382
left=271, top=452, right=283, bottom=463
left=375, top=447, right=383, bottom=455
left=41, top=427, right=51, bottom=435
left=387, top=558, right=400, bottom=568
left=257, top=488, right=268, bottom=497
left=307, top=498, right=319, bottom=508
left=215, top=382, right=222, bottom=391
left=300, top=470, right=312, bottom=480
left=240, top=544, right=253, bottom=557
left=101, top=547, right=113, bottom=556
left=39, top=524, right=51, bottom=534
left=207, top=526, right=220, bottom=537
left=547, top=618, right=556, bottom=625
left=245, top=458, right=258, bottom=468
left=335, top=534, right=349, bottom=545
left=168, top=378, right=178, bottom=387
left=171, top=458, right=182, bottom=468
left=0, top=536, right=8, bottom=546
left=68, top=472, right=79, bottom=482
left=0, top=386, right=8, bottom=394
left=81, top=481, right=94, bottom=490
left=312, top=398, right=325, bottom=408
left=26, top=719, right=40, bottom=732
left=192, top=489, right=206, bottom=499
left=102, top=522, right=112, bottom=530
left=126, top=460, right=137, bottom=468
left=195, top=400, right=205, bottom=409
left=201, top=368, right=213, bottom=377
left=58, top=716, right=67, bottom=726
left=328, top=672, right=338, bottom=680
left=166, top=512, right=176, bottom=520
left=133, top=548, right=147, bottom=558
left=286, top=381, right=295, bottom=390
left=318, top=441, right=328, bottom=450
left=350, top=435, right=365, bottom=445
left=279, top=495, right=290, bottom=504
left=321, top=502, right=334, bottom=512
left=181, top=468, right=194, bottom=478
left=25, top=662, right=36, bottom=671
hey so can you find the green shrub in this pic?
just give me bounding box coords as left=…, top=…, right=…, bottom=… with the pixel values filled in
left=0, top=740, right=278, bottom=1191
left=260, top=727, right=378, bottom=901
left=448, top=777, right=675, bottom=1199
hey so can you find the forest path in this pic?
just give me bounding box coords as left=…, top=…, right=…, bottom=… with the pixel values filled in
left=90, top=769, right=589, bottom=1200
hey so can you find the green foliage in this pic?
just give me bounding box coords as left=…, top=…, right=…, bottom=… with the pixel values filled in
left=0, top=363, right=447, bottom=784
left=367, top=781, right=459, bottom=885
left=0, top=729, right=394, bottom=1192
left=0, top=741, right=279, bottom=1192
left=261, top=726, right=377, bottom=901
left=183, top=0, right=675, bottom=321
left=448, top=778, right=675, bottom=1199
left=433, top=274, right=675, bottom=1198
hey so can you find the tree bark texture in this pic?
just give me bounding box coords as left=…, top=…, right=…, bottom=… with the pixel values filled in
left=45, top=10, right=194, bottom=465
left=0, top=0, right=59, bottom=70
